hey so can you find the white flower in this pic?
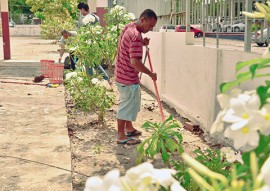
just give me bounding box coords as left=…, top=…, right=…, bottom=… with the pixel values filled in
left=210, top=110, right=226, bottom=134
left=82, top=14, right=95, bottom=25
left=99, top=80, right=111, bottom=89
left=84, top=170, right=122, bottom=191
left=210, top=88, right=242, bottom=134
left=91, top=78, right=99, bottom=85
left=69, top=46, right=77, bottom=51
left=127, top=13, right=136, bottom=20
left=84, top=162, right=183, bottom=191
left=225, top=150, right=243, bottom=164
left=260, top=104, right=270, bottom=135
left=113, top=0, right=117, bottom=5
left=220, top=147, right=232, bottom=157
left=261, top=156, right=270, bottom=188
left=224, top=124, right=260, bottom=149
left=84, top=176, right=103, bottom=191
left=222, top=94, right=261, bottom=131
left=218, top=88, right=242, bottom=110
left=152, top=168, right=176, bottom=187
left=65, top=72, right=77, bottom=80
left=170, top=182, right=187, bottom=191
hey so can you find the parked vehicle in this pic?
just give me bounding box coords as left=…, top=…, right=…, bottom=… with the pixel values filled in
left=175, top=25, right=203, bottom=37
left=222, top=21, right=245, bottom=32
left=159, top=25, right=176, bottom=32
left=9, top=20, right=15, bottom=27
left=231, top=21, right=245, bottom=32
left=252, top=28, right=270, bottom=47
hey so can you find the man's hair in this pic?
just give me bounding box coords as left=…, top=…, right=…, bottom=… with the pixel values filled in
left=139, top=9, right=157, bottom=20
left=61, top=29, right=69, bottom=35
left=81, top=3, right=89, bottom=11
left=77, top=2, right=85, bottom=9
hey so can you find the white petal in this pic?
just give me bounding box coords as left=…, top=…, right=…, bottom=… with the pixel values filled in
left=104, top=169, right=120, bottom=185
left=217, top=94, right=230, bottom=110
left=247, top=95, right=261, bottom=110
left=210, top=110, right=226, bottom=134
left=231, top=120, right=248, bottom=130
left=223, top=109, right=242, bottom=123
left=230, top=98, right=245, bottom=114
left=171, top=182, right=187, bottom=191
left=85, top=177, right=103, bottom=190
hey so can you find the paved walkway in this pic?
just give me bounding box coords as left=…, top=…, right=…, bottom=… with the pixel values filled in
left=0, top=48, right=72, bottom=190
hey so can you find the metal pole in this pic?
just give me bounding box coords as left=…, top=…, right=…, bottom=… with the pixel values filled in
left=202, top=0, right=206, bottom=47
left=244, top=0, right=252, bottom=52
left=186, top=0, right=190, bottom=32
left=216, top=0, right=220, bottom=48
left=1, top=0, right=11, bottom=60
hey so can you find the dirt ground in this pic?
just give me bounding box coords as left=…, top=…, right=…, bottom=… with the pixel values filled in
left=1, top=37, right=212, bottom=190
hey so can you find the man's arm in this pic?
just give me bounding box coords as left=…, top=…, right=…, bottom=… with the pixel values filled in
left=58, top=37, right=65, bottom=63
left=131, top=58, right=157, bottom=81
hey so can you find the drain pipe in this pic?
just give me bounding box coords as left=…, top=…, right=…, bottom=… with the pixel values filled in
left=1, top=0, right=11, bottom=60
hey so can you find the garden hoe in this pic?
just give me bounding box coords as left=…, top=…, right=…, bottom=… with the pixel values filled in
left=144, top=45, right=165, bottom=122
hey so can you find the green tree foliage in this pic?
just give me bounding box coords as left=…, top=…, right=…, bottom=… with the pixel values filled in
left=25, top=0, right=79, bottom=39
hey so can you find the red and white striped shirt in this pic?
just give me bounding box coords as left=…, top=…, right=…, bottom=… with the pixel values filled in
left=114, top=22, right=143, bottom=85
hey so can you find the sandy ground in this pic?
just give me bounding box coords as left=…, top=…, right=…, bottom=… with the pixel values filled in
left=0, top=36, right=214, bottom=190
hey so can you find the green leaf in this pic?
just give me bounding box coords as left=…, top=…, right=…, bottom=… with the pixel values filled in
left=220, top=80, right=240, bottom=93
left=256, top=86, right=269, bottom=107
left=236, top=71, right=250, bottom=80
left=249, top=64, right=259, bottom=79
left=146, top=137, right=159, bottom=158
left=160, top=141, right=170, bottom=163
left=236, top=58, right=270, bottom=72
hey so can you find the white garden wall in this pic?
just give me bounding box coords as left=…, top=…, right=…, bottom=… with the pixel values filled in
left=141, top=32, right=261, bottom=132
left=9, top=25, right=41, bottom=37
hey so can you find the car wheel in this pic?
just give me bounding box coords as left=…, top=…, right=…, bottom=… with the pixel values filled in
left=265, top=41, right=269, bottom=47
left=234, top=27, right=240, bottom=32
left=257, top=43, right=265, bottom=47
left=196, top=33, right=202, bottom=37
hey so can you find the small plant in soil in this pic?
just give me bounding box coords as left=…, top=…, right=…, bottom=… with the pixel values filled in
left=136, top=115, right=184, bottom=165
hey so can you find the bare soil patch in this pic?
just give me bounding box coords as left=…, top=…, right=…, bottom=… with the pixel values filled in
left=65, top=71, right=211, bottom=191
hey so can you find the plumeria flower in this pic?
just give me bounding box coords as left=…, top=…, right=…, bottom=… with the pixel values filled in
left=242, top=2, right=269, bottom=21
left=210, top=110, right=226, bottom=134
left=210, top=88, right=242, bottom=134
left=260, top=156, right=270, bottom=188
left=65, top=72, right=77, bottom=80
left=127, top=13, right=136, bottom=20
left=171, top=182, right=186, bottom=191
left=224, top=124, right=260, bottom=149
left=220, top=147, right=232, bottom=157
left=225, top=150, right=243, bottom=164
left=260, top=104, right=270, bottom=135
left=84, top=170, right=123, bottom=191
left=91, top=78, right=99, bottom=85
left=82, top=14, right=96, bottom=25
left=222, top=94, right=261, bottom=131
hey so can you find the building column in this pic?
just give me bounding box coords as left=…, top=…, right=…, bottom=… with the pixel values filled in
left=1, top=0, right=11, bottom=60
left=88, top=0, right=108, bottom=27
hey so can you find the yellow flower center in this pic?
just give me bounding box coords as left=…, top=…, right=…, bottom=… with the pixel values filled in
left=242, top=113, right=249, bottom=119
left=241, top=127, right=249, bottom=134
left=264, top=113, right=270, bottom=121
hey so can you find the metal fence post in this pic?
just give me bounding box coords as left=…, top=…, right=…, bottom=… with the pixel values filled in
left=186, top=0, right=190, bottom=32
left=244, top=0, right=252, bottom=52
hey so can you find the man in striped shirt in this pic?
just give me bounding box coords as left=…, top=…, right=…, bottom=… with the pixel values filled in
left=115, top=9, right=157, bottom=145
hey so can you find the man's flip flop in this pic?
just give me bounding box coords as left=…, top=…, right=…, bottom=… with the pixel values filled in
left=117, top=137, right=141, bottom=145
left=126, top=130, right=142, bottom=137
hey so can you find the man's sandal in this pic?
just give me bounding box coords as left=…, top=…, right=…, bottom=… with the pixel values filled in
left=126, top=130, right=142, bottom=137
left=117, top=137, right=141, bottom=145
